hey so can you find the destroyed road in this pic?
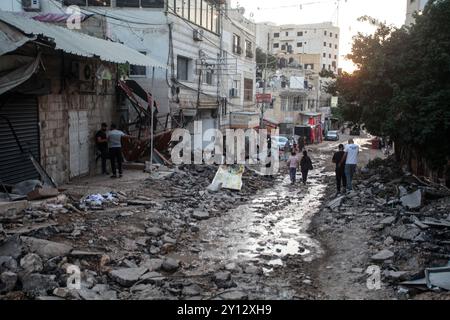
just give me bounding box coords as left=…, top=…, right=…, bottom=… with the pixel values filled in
left=1, top=136, right=450, bottom=300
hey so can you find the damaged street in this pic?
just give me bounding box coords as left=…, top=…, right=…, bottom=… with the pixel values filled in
left=1, top=0, right=450, bottom=306
left=1, top=135, right=449, bottom=300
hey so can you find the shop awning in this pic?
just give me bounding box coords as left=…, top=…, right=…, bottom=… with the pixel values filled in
left=0, top=10, right=167, bottom=69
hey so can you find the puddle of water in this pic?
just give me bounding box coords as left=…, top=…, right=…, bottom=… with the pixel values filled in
left=194, top=161, right=327, bottom=270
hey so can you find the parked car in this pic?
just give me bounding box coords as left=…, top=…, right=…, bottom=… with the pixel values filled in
left=325, top=130, right=340, bottom=141
left=272, top=136, right=290, bottom=150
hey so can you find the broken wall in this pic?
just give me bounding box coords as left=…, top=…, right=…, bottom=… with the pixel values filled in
left=37, top=50, right=117, bottom=184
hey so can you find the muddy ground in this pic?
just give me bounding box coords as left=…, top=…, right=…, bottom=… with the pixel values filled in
left=1, top=133, right=449, bottom=300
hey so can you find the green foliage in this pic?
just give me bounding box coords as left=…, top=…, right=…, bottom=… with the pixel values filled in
left=256, top=47, right=277, bottom=73
left=332, top=0, right=450, bottom=169
left=319, top=68, right=336, bottom=79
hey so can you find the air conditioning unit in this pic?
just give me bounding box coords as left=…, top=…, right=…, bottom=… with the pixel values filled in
left=72, top=61, right=95, bottom=81
left=229, top=88, right=239, bottom=98
left=22, top=0, right=41, bottom=11
left=193, top=29, right=204, bottom=41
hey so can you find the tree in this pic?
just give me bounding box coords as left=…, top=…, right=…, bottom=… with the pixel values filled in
left=319, top=68, right=336, bottom=79
left=332, top=0, right=450, bottom=169
left=255, top=48, right=277, bottom=79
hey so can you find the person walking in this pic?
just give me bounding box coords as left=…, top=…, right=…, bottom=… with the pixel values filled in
left=298, top=136, right=305, bottom=153
left=108, top=124, right=133, bottom=179
left=287, top=150, right=300, bottom=185
left=332, top=144, right=347, bottom=195
left=300, top=150, right=313, bottom=185
left=283, top=140, right=292, bottom=161
left=95, top=123, right=109, bottom=175
left=340, top=138, right=360, bottom=191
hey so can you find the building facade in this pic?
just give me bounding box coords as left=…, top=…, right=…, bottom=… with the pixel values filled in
left=256, top=21, right=340, bottom=73
left=221, top=3, right=258, bottom=129
left=406, top=0, right=429, bottom=25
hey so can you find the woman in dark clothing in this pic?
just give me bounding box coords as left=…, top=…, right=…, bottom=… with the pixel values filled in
left=300, top=150, right=313, bottom=185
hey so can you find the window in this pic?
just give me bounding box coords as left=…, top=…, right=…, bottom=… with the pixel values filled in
left=328, top=64, right=331, bottom=70
left=324, top=30, right=327, bottom=36
left=141, top=0, right=164, bottom=8
left=177, top=56, right=190, bottom=81
left=281, top=97, right=288, bottom=111
left=281, top=44, right=286, bottom=51
left=64, top=0, right=112, bottom=5
left=323, top=53, right=326, bottom=58
left=329, top=54, right=332, bottom=58
left=130, top=51, right=147, bottom=76
left=335, top=44, right=338, bottom=49
left=334, top=55, right=337, bottom=59
left=293, top=96, right=302, bottom=111
left=172, top=0, right=219, bottom=34
left=274, top=33, right=280, bottom=38
left=244, top=78, right=253, bottom=101
left=285, top=32, right=289, bottom=36
left=297, top=31, right=303, bottom=36
left=245, top=40, right=253, bottom=58
left=205, top=70, right=213, bottom=85
left=329, top=43, right=332, bottom=48
left=323, top=64, right=326, bottom=70
left=297, top=42, right=302, bottom=47
left=273, top=43, right=279, bottom=48
left=233, top=34, right=241, bottom=54
left=330, top=32, right=333, bottom=37
left=324, top=42, right=327, bottom=47
left=335, top=34, right=338, bottom=39
left=116, top=0, right=164, bottom=7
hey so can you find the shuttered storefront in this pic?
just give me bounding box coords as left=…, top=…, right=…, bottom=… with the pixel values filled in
left=0, top=94, right=40, bottom=185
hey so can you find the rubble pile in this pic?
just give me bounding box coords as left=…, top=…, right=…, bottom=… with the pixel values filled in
left=321, top=157, right=450, bottom=298
left=0, top=164, right=276, bottom=300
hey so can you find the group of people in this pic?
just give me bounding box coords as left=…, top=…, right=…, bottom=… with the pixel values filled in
left=95, top=123, right=133, bottom=179
left=286, top=137, right=360, bottom=194
left=287, top=149, right=313, bottom=185
left=332, top=139, right=359, bottom=194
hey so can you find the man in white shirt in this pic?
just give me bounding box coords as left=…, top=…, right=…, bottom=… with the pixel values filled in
left=108, top=124, right=133, bottom=179
left=340, top=139, right=360, bottom=192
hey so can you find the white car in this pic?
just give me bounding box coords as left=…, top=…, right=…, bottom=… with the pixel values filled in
left=272, top=136, right=290, bottom=149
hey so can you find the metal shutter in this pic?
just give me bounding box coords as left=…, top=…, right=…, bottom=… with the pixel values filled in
left=0, top=94, right=40, bottom=185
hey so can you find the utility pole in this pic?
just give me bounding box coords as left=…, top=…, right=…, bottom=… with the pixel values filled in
left=261, top=32, right=269, bottom=128
left=217, top=2, right=224, bottom=129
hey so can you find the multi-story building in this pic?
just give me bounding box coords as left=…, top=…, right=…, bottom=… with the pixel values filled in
left=221, top=3, right=258, bottom=129
left=11, top=1, right=259, bottom=133
left=406, top=0, right=429, bottom=25
left=257, top=21, right=340, bottom=73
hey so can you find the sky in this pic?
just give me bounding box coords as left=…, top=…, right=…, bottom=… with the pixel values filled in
left=231, top=0, right=407, bottom=72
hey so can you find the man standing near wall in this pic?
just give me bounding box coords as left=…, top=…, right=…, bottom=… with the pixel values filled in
left=108, top=124, right=133, bottom=179
left=340, top=138, right=360, bottom=192
left=95, top=123, right=109, bottom=175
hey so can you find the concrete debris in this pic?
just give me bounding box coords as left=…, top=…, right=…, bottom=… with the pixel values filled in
left=0, top=271, right=17, bottom=293
left=390, top=225, right=421, bottom=241
left=219, top=290, right=248, bottom=300
left=21, top=273, right=58, bottom=296
left=20, top=237, right=72, bottom=259
left=400, top=190, right=422, bottom=209
left=371, top=249, right=395, bottom=261
left=161, top=257, right=180, bottom=272
left=327, top=196, right=345, bottom=210
left=192, top=210, right=210, bottom=221
left=109, top=267, right=148, bottom=287
left=20, top=253, right=43, bottom=273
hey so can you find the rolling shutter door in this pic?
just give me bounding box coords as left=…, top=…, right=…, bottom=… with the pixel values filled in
left=0, top=94, right=40, bottom=185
